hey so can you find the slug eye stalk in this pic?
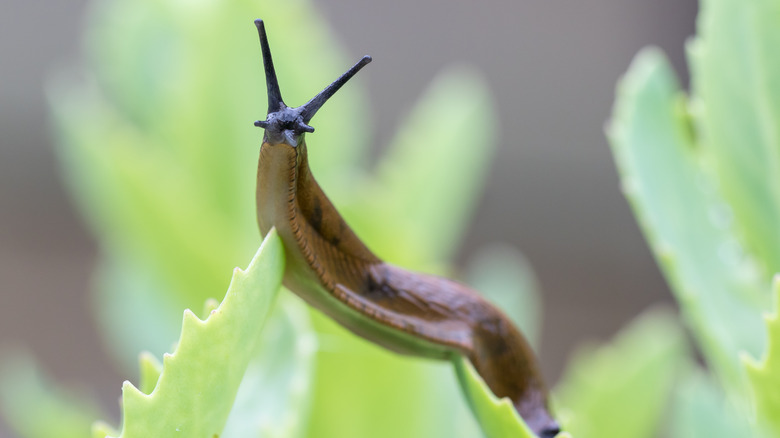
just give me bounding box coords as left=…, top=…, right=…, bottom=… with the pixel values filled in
left=253, top=19, right=372, bottom=146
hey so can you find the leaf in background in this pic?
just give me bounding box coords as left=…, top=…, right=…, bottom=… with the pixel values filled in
left=744, top=276, right=780, bottom=436
left=91, top=253, right=184, bottom=370
left=51, top=0, right=371, bottom=315
left=84, top=0, right=371, bottom=188
left=466, top=243, right=542, bottom=349
left=50, top=0, right=505, bottom=434
left=97, top=230, right=285, bottom=437
left=50, top=0, right=381, bottom=423
left=221, top=294, right=316, bottom=438
left=688, top=0, right=780, bottom=274
left=93, top=422, right=119, bottom=438
left=340, top=67, right=497, bottom=269
left=607, top=48, right=770, bottom=389
left=51, top=86, right=248, bottom=307
left=666, top=368, right=758, bottom=438
left=553, top=308, right=685, bottom=438
left=136, top=352, right=162, bottom=396
left=303, top=312, right=483, bottom=438
left=0, top=354, right=104, bottom=438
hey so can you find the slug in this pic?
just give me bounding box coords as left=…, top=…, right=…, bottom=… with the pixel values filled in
left=252, top=19, right=560, bottom=437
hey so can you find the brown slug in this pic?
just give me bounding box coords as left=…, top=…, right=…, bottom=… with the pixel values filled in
left=251, top=19, right=559, bottom=437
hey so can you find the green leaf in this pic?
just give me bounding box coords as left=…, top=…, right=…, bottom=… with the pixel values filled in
left=688, top=0, right=780, bottom=274
left=93, top=421, right=120, bottom=438
left=553, top=308, right=685, bottom=438
left=339, top=67, right=497, bottom=268
left=84, top=0, right=371, bottom=188
left=0, top=354, right=104, bottom=438
left=52, top=0, right=507, bottom=435
left=303, top=312, right=483, bottom=438
left=607, top=48, right=770, bottom=388
left=452, top=356, right=537, bottom=438
left=376, top=67, right=496, bottom=265
left=744, top=276, right=780, bottom=436
left=50, top=0, right=371, bottom=316
left=137, top=352, right=162, bottom=395
left=666, top=368, right=757, bottom=438
left=102, top=229, right=285, bottom=437
left=221, top=294, right=317, bottom=438
left=91, top=253, right=184, bottom=370
left=52, top=86, right=256, bottom=311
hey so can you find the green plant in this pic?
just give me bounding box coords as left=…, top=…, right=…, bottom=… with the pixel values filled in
left=5, top=0, right=778, bottom=436
left=606, top=0, right=780, bottom=435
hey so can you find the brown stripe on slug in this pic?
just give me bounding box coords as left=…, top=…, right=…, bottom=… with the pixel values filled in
left=251, top=19, right=560, bottom=437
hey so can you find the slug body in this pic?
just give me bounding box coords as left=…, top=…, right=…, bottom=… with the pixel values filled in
left=252, top=20, right=559, bottom=437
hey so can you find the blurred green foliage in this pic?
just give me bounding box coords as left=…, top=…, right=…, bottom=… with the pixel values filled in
left=607, top=0, right=780, bottom=435
left=744, top=278, right=780, bottom=437
left=609, top=47, right=768, bottom=390
left=3, top=0, right=780, bottom=436
left=554, top=309, right=685, bottom=438
left=0, top=355, right=104, bottom=438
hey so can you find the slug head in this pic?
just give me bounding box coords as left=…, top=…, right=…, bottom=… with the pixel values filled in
left=253, top=19, right=371, bottom=147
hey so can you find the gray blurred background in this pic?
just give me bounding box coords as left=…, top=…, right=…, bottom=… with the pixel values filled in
left=0, top=0, right=696, bottom=435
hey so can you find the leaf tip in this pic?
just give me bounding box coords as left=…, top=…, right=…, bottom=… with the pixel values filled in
left=121, top=379, right=147, bottom=403
left=138, top=351, right=162, bottom=394
left=92, top=420, right=119, bottom=438
left=183, top=308, right=205, bottom=325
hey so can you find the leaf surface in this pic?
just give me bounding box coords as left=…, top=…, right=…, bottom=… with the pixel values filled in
left=554, top=308, right=684, bottom=438
left=690, top=0, right=780, bottom=273
left=744, top=276, right=780, bottom=436
left=608, top=48, right=769, bottom=388
left=100, top=230, right=285, bottom=437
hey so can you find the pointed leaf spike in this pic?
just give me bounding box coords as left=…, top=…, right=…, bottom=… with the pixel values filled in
left=299, top=55, right=372, bottom=123
left=255, top=19, right=284, bottom=113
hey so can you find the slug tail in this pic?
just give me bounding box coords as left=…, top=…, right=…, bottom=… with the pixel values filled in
left=469, top=322, right=560, bottom=436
